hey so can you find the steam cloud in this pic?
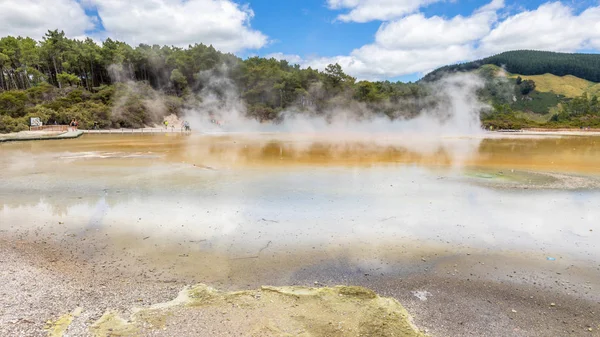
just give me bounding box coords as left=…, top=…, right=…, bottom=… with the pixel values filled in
left=183, top=69, right=487, bottom=136
left=108, top=64, right=174, bottom=127
left=180, top=68, right=488, bottom=167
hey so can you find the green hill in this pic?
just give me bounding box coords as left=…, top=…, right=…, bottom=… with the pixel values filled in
left=469, top=64, right=600, bottom=129
left=505, top=73, right=600, bottom=98
left=423, top=50, right=600, bottom=83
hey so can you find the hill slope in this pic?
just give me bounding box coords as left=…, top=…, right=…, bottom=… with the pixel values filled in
left=467, top=64, right=600, bottom=129
left=506, top=73, right=600, bottom=98
left=423, top=50, right=600, bottom=83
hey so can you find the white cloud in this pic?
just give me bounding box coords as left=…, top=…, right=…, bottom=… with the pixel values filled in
left=292, top=0, right=501, bottom=80
left=278, top=0, right=600, bottom=80
left=375, top=0, right=501, bottom=49
left=302, top=45, right=474, bottom=80
left=266, top=53, right=304, bottom=64
left=0, top=0, right=95, bottom=39
left=88, top=0, right=267, bottom=52
left=479, top=2, right=600, bottom=54
left=0, top=0, right=267, bottom=54
left=327, top=0, right=444, bottom=22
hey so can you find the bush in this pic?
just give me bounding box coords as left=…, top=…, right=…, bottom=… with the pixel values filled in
left=164, top=95, right=184, bottom=116
left=519, top=79, right=536, bottom=95
left=511, top=91, right=561, bottom=114
left=91, top=85, right=116, bottom=104
left=0, top=115, right=28, bottom=133
left=0, top=90, right=28, bottom=118
left=111, top=96, right=147, bottom=128
left=62, top=101, right=111, bottom=129
left=481, top=112, right=532, bottom=130
left=26, top=83, right=56, bottom=103
left=24, top=106, right=54, bottom=124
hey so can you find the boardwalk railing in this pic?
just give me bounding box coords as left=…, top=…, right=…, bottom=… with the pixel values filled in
left=30, top=125, right=70, bottom=132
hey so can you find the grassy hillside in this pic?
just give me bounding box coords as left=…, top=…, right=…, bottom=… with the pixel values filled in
left=423, top=50, right=600, bottom=83
left=507, top=73, right=600, bottom=98
left=474, top=64, right=600, bottom=129
left=477, top=64, right=599, bottom=98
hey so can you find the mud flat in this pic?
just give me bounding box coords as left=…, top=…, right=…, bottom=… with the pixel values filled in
left=1, top=133, right=599, bottom=336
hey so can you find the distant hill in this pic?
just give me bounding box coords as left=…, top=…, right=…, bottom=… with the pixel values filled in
left=423, top=50, right=600, bottom=83
left=506, top=73, right=600, bottom=98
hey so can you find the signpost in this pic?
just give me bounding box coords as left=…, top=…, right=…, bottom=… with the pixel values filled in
left=29, top=117, right=42, bottom=128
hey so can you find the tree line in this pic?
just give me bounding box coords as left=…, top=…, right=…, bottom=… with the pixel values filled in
left=2, top=31, right=600, bottom=132
left=423, top=50, right=600, bottom=83
left=0, top=30, right=427, bottom=117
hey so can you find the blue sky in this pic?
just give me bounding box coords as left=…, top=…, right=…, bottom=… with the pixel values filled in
left=248, top=0, right=380, bottom=58
left=245, top=0, right=600, bottom=81
left=247, top=0, right=600, bottom=60
left=2, top=0, right=600, bottom=81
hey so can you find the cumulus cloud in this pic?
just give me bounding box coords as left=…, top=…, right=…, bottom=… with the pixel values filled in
left=299, top=45, right=473, bottom=80
left=0, top=0, right=95, bottom=39
left=479, top=2, right=600, bottom=54
left=0, top=0, right=267, bottom=53
left=375, top=0, right=502, bottom=49
left=280, top=0, right=502, bottom=80
left=327, top=0, right=444, bottom=22
left=87, top=0, right=267, bottom=52
left=276, top=0, right=600, bottom=80
left=265, top=53, right=304, bottom=64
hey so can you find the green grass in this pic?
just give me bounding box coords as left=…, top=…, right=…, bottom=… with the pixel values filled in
left=513, top=110, right=554, bottom=123
left=507, top=73, right=599, bottom=98
left=511, top=91, right=562, bottom=114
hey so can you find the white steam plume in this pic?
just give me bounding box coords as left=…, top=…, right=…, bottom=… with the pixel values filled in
left=183, top=69, right=486, bottom=136
left=181, top=69, right=488, bottom=167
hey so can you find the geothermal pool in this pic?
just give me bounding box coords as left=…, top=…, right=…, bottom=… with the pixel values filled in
left=1, top=132, right=599, bottom=336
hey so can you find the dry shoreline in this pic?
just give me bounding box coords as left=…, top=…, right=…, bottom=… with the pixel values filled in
left=1, top=230, right=599, bottom=337
left=0, top=130, right=83, bottom=142
left=1, top=127, right=599, bottom=143
left=504, top=129, right=600, bottom=137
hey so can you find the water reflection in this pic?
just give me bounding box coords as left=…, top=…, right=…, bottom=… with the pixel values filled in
left=1, top=134, right=599, bottom=268
left=1, top=165, right=598, bottom=260
left=1, top=133, right=599, bottom=173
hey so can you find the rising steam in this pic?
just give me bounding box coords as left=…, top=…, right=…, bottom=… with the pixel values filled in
left=183, top=69, right=487, bottom=136
left=180, top=69, right=488, bottom=167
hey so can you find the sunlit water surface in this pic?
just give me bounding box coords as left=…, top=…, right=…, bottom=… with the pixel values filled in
left=1, top=133, right=599, bottom=280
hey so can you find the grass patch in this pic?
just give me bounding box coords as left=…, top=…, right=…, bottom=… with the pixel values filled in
left=511, top=91, right=562, bottom=114
left=513, top=110, right=554, bottom=123
left=508, top=73, right=598, bottom=98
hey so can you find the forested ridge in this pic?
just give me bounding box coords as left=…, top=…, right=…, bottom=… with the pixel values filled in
left=423, top=50, right=600, bottom=83
left=0, top=30, right=428, bottom=132
left=1, top=31, right=599, bottom=133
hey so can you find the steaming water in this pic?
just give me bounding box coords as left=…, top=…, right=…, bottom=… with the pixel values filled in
left=1, top=133, right=599, bottom=285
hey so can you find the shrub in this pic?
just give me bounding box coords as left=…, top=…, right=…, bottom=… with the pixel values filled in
left=0, top=90, right=28, bottom=118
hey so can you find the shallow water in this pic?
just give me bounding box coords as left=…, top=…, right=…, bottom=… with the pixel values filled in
left=1, top=133, right=599, bottom=286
